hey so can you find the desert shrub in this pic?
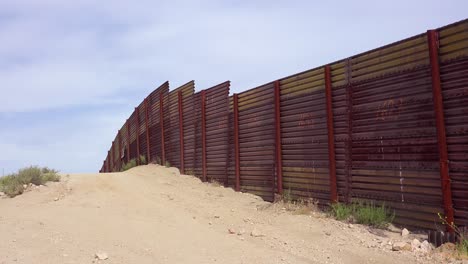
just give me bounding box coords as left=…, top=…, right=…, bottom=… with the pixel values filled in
left=164, top=160, right=171, bottom=168
left=139, top=155, right=147, bottom=165
left=0, top=166, right=60, bottom=197
left=438, top=213, right=468, bottom=257
left=121, top=159, right=137, bottom=171
left=354, top=202, right=394, bottom=228
left=329, top=201, right=394, bottom=228
left=330, top=202, right=354, bottom=220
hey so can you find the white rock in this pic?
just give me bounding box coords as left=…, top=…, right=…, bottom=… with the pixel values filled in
left=411, top=239, right=421, bottom=250
left=228, top=228, right=236, bottom=234
left=392, top=242, right=411, bottom=251
left=0, top=192, right=5, bottom=196
left=348, top=224, right=354, bottom=228
left=95, top=251, right=108, bottom=260
left=54, top=197, right=59, bottom=201
left=250, top=228, right=264, bottom=237
left=401, top=228, right=410, bottom=237
left=420, top=240, right=433, bottom=253
left=23, top=184, right=28, bottom=189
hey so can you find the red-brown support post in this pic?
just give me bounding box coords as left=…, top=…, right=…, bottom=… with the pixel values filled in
left=344, top=58, right=353, bottom=203
left=159, top=93, right=166, bottom=164
left=144, top=98, right=151, bottom=162
left=107, top=151, right=110, bottom=172
left=233, top=94, right=241, bottom=192
left=178, top=91, right=185, bottom=174
left=427, top=30, right=454, bottom=230
left=111, top=141, right=115, bottom=172
left=201, top=90, right=207, bottom=182
left=118, top=130, right=122, bottom=170
left=135, top=107, right=141, bottom=165
left=126, top=119, right=130, bottom=162
left=274, top=80, right=283, bottom=194
left=325, top=65, right=338, bottom=203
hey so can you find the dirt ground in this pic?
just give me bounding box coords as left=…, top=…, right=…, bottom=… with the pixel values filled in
left=0, top=164, right=451, bottom=263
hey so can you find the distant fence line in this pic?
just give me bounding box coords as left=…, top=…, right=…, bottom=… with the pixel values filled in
left=101, top=19, right=468, bottom=230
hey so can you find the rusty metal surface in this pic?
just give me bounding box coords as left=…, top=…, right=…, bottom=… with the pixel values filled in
left=148, top=82, right=169, bottom=163
left=205, top=82, right=230, bottom=184
left=238, top=82, right=276, bottom=201
left=440, top=56, right=468, bottom=228
left=101, top=19, right=468, bottom=230
left=164, top=81, right=194, bottom=169
left=279, top=67, right=331, bottom=203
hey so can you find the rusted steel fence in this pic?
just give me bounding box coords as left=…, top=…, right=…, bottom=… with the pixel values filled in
left=100, top=19, right=468, bottom=230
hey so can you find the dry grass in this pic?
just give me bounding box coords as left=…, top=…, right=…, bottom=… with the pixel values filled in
left=0, top=166, right=60, bottom=197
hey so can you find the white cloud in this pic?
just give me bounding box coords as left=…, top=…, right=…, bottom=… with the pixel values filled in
left=0, top=0, right=467, bottom=172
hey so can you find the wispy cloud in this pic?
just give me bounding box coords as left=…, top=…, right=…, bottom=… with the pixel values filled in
left=0, top=0, right=466, bottom=174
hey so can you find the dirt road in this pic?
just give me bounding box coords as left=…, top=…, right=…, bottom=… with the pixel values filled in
left=0, top=165, right=429, bottom=263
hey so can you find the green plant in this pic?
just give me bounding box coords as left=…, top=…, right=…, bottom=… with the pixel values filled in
left=438, top=213, right=468, bottom=256
left=156, top=156, right=161, bottom=165
left=139, top=155, right=147, bottom=165
left=121, top=159, right=137, bottom=171
left=281, top=188, right=293, bottom=203
left=330, top=202, right=354, bottom=220
left=328, top=201, right=394, bottom=228
left=354, top=202, right=394, bottom=228
left=184, top=169, right=194, bottom=175
left=0, top=166, right=60, bottom=197
left=165, top=160, right=171, bottom=168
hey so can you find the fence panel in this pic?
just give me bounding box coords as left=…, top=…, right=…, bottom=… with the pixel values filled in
left=237, top=83, right=276, bottom=201
left=439, top=19, right=468, bottom=228
left=148, top=82, right=169, bottom=164
left=100, top=19, right=468, bottom=230
left=279, top=68, right=331, bottom=203
left=205, top=82, right=230, bottom=184
left=164, top=81, right=195, bottom=169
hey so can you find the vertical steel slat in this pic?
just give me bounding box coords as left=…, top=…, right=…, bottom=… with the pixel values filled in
left=345, top=58, right=353, bottom=203
left=233, top=93, right=241, bottom=192
left=135, top=107, right=141, bottom=165
left=118, top=130, right=122, bottom=170
left=160, top=93, right=166, bottom=164
left=427, top=30, right=455, bottom=230
left=111, top=141, right=115, bottom=172
left=107, top=151, right=110, bottom=172
left=274, top=80, right=283, bottom=194
left=325, top=66, right=338, bottom=203
left=144, top=98, right=151, bottom=162
left=126, top=120, right=130, bottom=162
left=178, top=91, right=185, bottom=174
left=201, top=90, right=207, bottom=182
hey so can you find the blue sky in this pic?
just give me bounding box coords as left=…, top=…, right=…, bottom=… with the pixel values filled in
left=0, top=0, right=467, bottom=175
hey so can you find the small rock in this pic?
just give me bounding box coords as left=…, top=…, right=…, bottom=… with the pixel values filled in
left=54, top=197, right=59, bottom=201
left=228, top=228, right=236, bottom=234
left=401, top=228, right=410, bottom=237
left=348, top=224, right=354, bottom=228
left=231, top=209, right=235, bottom=212
left=420, top=240, right=433, bottom=253
left=95, top=251, right=108, bottom=260
left=237, top=229, right=245, bottom=236
left=325, top=231, right=331, bottom=236
left=23, top=184, right=28, bottom=189
left=250, top=228, right=264, bottom=237
left=411, top=239, right=421, bottom=250
left=392, top=242, right=411, bottom=251
left=0, top=192, right=5, bottom=196
left=214, top=215, right=220, bottom=219
left=208, top=221, right=212, bottom=225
